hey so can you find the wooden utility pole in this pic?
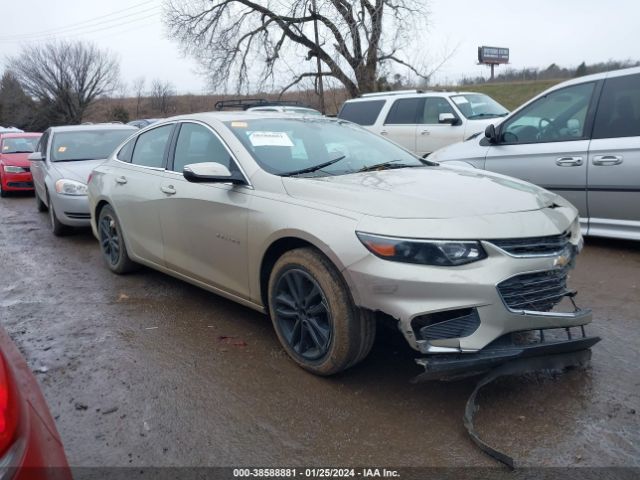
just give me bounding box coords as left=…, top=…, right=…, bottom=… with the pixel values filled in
left=311, top=0, right=325, bottom=114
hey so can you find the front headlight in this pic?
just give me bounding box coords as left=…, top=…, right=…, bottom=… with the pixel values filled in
left=356, top=232, right=487, bottom=266
left=3, top=166, right=27, bottom=173
left=55, top=179, right=87, bottom=196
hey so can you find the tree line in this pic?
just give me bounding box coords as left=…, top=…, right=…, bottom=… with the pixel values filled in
left=460, top=59, right=640, bottom=85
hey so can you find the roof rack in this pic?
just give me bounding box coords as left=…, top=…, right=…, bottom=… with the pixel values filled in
left=214, top=98, right=312, bottom=111
left=359, top=89, right=429, bottom=98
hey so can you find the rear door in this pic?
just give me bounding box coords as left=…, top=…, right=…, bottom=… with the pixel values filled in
left=109, top=123, right=175, bottom=266
left=587, top=71, right=640, bottom=239
left=158, top=121, right=252, bottom=299
left=482, top=81, right=599, bottom=228
left=378, top=97, right=421, bottom=152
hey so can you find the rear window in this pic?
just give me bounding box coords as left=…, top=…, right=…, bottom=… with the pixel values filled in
left=337, top=100, right=385, bottom=126
left=593, top=73, right=640, bottom=139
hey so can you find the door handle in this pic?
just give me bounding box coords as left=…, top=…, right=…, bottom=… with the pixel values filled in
left=592, top=155, right=623, bottom=166
left=115, top=176, right=127, bottom=184
left=420, top=130, right=430, bottom=135
left=555, top=156, right=583, bottom=167
left=380, top=130, right=388, bottom=136
left=161, top=185, right=176, bottom=195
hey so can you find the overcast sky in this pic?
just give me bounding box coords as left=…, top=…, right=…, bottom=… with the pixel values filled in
left=0, top=0, right=638, bottom=95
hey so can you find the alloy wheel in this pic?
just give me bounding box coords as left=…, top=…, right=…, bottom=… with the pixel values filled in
left=99, top=214, right=121, bottom=266
left=273, top=268, right=332, bottom=360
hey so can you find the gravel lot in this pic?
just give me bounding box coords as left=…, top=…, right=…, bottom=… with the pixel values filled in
left=1, top=194, right=638, bottom=468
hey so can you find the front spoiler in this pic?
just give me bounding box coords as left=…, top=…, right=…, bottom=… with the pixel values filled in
left=413, top=334, right=601, bottom=383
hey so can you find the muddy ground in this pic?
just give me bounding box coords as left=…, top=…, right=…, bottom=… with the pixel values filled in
left=0, top=195, right=638, bottom=468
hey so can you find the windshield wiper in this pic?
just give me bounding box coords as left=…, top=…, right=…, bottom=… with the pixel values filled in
left=282, top=155, right=346, bottom=177
left=357, top=159, right=422, bottom=173
left=5, top=150, right=34, bottom=154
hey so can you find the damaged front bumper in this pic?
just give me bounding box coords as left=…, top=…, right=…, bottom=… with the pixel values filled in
left=414, top=322, right=600, bottom=382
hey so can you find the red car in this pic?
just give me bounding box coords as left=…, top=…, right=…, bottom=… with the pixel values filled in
left=0, top=133, right=41, bottom=197
left=0, top=327, right=71, bottom=479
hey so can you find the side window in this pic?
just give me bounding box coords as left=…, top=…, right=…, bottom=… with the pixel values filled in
left=500, top=82, right=595, bottom=144
left=593, top=73, right=640, bottom=139
left=421, top=97, right=456, bottom=124
left=172, top=123, right=234, bottom=173
left=130, top=125, right=173, bottom=168
left=117, top=138, right=136, bottom=163
left=337, top=100, right=385, bottom=126
left=384, top=98, right=422, bottom=124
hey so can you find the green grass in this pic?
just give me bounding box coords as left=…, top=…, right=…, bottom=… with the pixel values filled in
left=461, top=79, right=564, bottom=111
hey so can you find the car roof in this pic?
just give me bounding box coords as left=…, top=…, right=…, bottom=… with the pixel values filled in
left=159, top=111, right=334, bottom=124
left=0, top=132, right=41, bottom=138
left=48, top=124, right=138, bottom=133
left=345, top=90, right=485, bottom=103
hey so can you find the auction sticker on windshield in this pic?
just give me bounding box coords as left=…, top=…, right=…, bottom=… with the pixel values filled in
left=248, top=131, right=294, bottom=147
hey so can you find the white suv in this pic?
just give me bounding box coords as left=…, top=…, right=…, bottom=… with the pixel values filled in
left=337, top=90, right=509, bottom=157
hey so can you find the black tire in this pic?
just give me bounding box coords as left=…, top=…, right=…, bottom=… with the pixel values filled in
left=268, top=248, right=376, bottom=375
left=0, top=181, right=7, bottom=198
left=97, top=204, right=137, bottom=274
left=48, top=195, right=70, bottom=236
left=35, top=189, right=47, bottom=212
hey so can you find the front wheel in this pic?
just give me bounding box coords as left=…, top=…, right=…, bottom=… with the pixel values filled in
left=35, top=189, right=47, bottom=212
left=97, top=204, right=137, bottom=274
left=268, top=248, right=376, bottom=376
left=48, top=195, right=70, bottom=236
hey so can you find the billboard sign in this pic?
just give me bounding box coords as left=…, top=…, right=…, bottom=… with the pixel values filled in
left=478, top=46, right=509, bottom=65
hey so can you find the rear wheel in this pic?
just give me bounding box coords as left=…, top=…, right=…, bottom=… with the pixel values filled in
left=98, top=204, right=137, bottom=274
left=48, top=194, right=70, bottom=236
left=268, top=248, right=376, bottom=375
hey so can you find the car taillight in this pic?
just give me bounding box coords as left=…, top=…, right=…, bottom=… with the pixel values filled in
left=87, top=173, right=93, bottom=184
left=0, top=353, right=19, bottom=457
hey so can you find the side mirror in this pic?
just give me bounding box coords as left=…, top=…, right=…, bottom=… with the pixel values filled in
left=28, top=152, right=43, bottom=161
left=484, top=124, right=498, bottom=144
left=183, top=162, right=246, bottom=185
left=439, top=113, right=458, bottom=125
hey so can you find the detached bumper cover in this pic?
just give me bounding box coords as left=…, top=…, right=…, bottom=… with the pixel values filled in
left=414, top=324, right=600, bottom=382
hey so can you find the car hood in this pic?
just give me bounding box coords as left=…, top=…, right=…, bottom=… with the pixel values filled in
left=282, top=166, right=561, bottom=219
left=0, top=153, right=31, bottom=167
left=50, top=159, right=107, bottom=184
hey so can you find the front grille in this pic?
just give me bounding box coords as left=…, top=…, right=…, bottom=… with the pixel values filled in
left=7, top=181, right=33, bottom=188
left=497, top=267, right=571, bottom=312
left=489, top=231, right=571, bottom=256
left=64, top=212, right=91, bottom=219
left=413, top=308, right=481, bottom=341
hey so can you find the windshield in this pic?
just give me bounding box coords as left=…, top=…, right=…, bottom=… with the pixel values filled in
left=450, top=94, right=509, bottom=119
left=1, top=136, right=40, bottom=154
left=225, top=118, right=425, bottom=177
left=50, top=129, right=133, bottom=162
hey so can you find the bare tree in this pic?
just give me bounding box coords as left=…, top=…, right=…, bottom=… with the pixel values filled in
left=165, top=0, right=433, bottom=97
left=0, top=71, right=36, bottom=129
left=132, top=76, right=146, bottom=117
left=7, top=41, right=120, bottom=124
left=149, top=79, right=176, bottom=115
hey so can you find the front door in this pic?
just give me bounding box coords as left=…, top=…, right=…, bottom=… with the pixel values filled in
left=159, top=122, right=252, bottom=299
left=483, top=81, right=598, bottom=228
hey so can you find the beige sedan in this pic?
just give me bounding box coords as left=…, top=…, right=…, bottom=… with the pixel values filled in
left=87, top=113, right=599, bottom=377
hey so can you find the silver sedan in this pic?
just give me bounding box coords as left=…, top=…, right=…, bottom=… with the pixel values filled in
left=88, top=113, right=598, bottom=376
left=29, top=124, right=136, bottom=236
